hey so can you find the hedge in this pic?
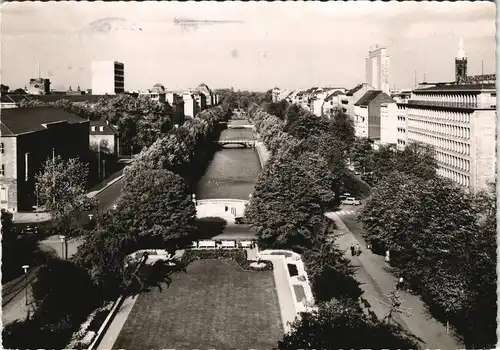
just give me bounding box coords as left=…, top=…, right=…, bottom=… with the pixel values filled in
left=183, top=249, right=273, bottom=271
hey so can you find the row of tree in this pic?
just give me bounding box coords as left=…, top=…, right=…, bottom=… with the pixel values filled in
left=245, top=102, right=419, bottom=348
left=74, top=105, right=230, bottom=297
left=20, top=95, right=175, bottom=155
left=3, top=105, right=230, bottom=349
left=349, top=138, right=437, bottom=185
left=347, top=124, right=496, bottom=347
left=359, top=173, right=496, bottom=347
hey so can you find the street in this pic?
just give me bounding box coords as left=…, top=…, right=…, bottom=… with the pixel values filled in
left=2, top=176, right=126, bottom=326
left=327, top=203, right=461, bottom=349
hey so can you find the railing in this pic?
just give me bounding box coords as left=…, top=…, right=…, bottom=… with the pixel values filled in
left=215, top=139, right=255, bottom=147
left=407, top=100, right=478, bottom=109
left=196, top=198, right=249, bottom=205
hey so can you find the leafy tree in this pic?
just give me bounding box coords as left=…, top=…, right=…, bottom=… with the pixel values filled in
left=394, top=142, right=437, bottom=180
left=277, top=298, right=420, bottom=350
left=349, top=137, right=375, bottom=173
left=359, top=172, right=495, bottom=347
left=35, top=155, right=89, bottom=226
left=462, top=182, right=497, bottom=348
left=302, top=220, right=360, bottom=302
left=118, top=168, right=196, bottom=250
left=245, top=149, right=334, bottom=250
left=73, top=215, right=139, bottom=298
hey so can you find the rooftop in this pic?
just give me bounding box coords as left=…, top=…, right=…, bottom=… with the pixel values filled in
left=1, top=107, right=87, bottom=136
left=89, top=120, right=118, bottom=135
left=414, top=83, right=496, bottom=92
left=355, top=90, right=384, bottom=106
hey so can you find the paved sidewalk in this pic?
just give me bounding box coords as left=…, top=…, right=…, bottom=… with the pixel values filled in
left=325, top=211, right=462, bottom=350
left=259, top=255, right=298, bottom=334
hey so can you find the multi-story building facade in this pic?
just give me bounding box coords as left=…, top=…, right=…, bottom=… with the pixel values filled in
left=166, top=91, right=185, bottom=125
left=196, top=83, right=213, bottom=107
left=27, top=78, right=51, bottom=95
left=405, top=84, right=496, bottom=192
left=139, top=84, right=167, bottom=103
left=365, top=46, right=390, bottom=94
left=91, top=61, right=125, bottom=95
left=345, top=83, right=374, bottom=120
left=354, top=90, right=394, bottom=140
left=182, top=91, right=197, bottom=119
left=321, top=90, right=348, bottom=117
left=394, top=38, right=496, bottom=192
left=380, top=102, right=398, bottom=145
left=0, top=108, right=89, bottom=213
left=89, top=120, right=119, bottom=155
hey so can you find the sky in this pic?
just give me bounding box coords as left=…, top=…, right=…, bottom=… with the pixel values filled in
left=1, top=1, right=496, bottom=92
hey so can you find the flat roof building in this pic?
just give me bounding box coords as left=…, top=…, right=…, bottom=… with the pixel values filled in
left=91, top=61, right=125, bottom=95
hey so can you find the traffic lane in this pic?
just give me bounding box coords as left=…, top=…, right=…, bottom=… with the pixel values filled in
left=94, top=177, right=125, bottom=212
left=335, top=203, right=368, bottom=246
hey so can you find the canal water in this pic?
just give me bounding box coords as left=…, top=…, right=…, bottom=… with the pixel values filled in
left=196, top=120, right=261, bottom=200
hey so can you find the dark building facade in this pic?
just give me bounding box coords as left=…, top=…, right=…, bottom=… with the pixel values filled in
left=0, top=108, right=89, bottom=212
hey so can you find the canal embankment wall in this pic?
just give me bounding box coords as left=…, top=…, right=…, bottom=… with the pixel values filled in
left=253, top=131, right=270, bottom=168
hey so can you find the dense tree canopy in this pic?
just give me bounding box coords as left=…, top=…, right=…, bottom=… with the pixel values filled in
left=277, top=298, right=420, bottom=350
left=350, top=139, right=437, bottom=184
left=359, top=173, right=496, bottom=347
left=118, top=168, right=196, bottom=249
left=21, top=95, right=175, bottom=154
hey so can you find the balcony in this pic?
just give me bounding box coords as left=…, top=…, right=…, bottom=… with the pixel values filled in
left=407, top=100, right=478, bottom=109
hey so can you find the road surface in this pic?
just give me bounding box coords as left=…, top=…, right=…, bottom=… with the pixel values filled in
left=2, top=177, right=126, bottom=325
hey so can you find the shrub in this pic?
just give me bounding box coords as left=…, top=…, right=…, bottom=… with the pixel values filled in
left=183, top=249, right=273, bottom=271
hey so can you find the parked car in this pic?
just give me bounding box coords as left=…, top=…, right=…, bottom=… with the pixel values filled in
left=21, top=224, right=39, bottom=235
left=235, top=217, right=245, bottom=224
left=341, top=197, right=361, bottom=206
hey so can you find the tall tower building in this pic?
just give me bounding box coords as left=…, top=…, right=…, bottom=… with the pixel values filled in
left=455, top=36, right=468, bottom=84
left=91, top=61, right=125, bottom=95
left=365, top=46, right=390, bottom=94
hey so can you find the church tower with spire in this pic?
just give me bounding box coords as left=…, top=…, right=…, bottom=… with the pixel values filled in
left=455, top=36, right=467, bottom=84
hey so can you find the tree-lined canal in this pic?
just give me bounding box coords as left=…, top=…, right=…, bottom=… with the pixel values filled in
left=196, top=120, right=261, bottom=200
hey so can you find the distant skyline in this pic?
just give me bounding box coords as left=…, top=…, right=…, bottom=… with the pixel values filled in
left=1, top=1, right=496, bottom=92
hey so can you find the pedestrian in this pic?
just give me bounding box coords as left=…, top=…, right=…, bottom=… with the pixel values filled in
left=355, top=243, right=361, bottom=256
left=366, top=242, right=371, bottom=250
left=398, top=276, right=404, bottom=290
left=350, top=245, right=355, bottom=256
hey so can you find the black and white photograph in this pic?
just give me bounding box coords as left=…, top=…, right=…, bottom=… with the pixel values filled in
left=0, top=1, right=497, bottom=349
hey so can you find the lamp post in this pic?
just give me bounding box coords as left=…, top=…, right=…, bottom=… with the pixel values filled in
left=102, top=160, right=106, bottom=182
left=35, top=183, right=39, bottom=217
left=22, top=265, right=29, bottom=306
left=59, top=235, right=66, bottom=260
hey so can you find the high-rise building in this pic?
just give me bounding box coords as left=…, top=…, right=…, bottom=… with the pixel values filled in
left=365, top=46, right=390, bottom=94
left=91, top=61, right=125, bottom=95
left=392, top=38, right=496, bottom=192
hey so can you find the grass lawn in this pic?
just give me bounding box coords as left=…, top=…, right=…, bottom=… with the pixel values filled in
left=113, top=259, right=283, bottom=349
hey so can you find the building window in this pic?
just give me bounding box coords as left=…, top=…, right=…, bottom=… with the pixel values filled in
left=0, top=142, right=4, bottom=155
left=99, top=126, right=104, bottom=132
left=0, top=164, right=4, bottom=176
left=91, top=126, right=96, bottom=132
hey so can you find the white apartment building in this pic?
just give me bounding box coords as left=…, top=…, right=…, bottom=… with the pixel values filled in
left=400, top=84, right=496, bottom=192
left=91, top=61, right=125, bottom=95
left=365, top=46, right=390, bottom=94
left=380, top=102, right=398, bottom=145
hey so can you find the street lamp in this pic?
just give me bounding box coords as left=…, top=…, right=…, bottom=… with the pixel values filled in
left=22, top=265, right=29, bottom=307
left=35, top=183, right=39, bottom=217
left=102, top=160, right=106, bottom=182
left=59, top=235, right=66, bottom=260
